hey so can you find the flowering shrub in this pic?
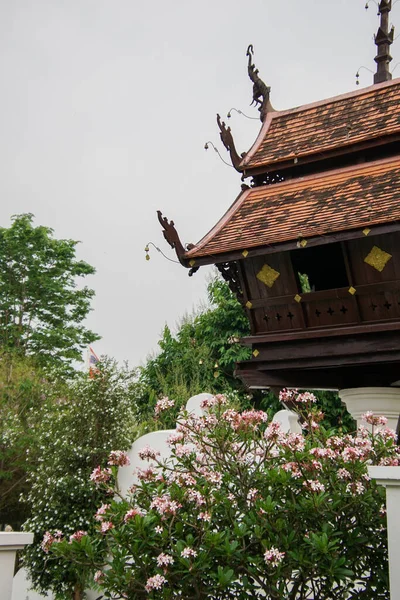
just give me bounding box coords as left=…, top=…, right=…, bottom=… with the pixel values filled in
left=22, top=357, right=136, bottom=599
left=50, top=392, right=397, bottom=599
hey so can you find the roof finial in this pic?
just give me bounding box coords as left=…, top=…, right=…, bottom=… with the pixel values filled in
left=373, top=0, right=395, bottom=83
left=216, top=114, right=244, bottom=171
left=246, top=45, right=273, bottom=121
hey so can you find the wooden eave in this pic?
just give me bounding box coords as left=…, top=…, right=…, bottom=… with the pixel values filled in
left=182, top=221, right=400, bottom=268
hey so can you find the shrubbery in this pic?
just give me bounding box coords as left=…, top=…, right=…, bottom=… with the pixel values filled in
left=48, top=392, right=396, bottom=599
left=22, top=358, right=136, bottom=599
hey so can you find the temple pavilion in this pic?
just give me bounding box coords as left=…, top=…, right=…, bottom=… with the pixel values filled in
left=158, top=0, right=400, bottom=393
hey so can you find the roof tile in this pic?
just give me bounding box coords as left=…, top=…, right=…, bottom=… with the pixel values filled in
left=242, top=80, right=400, bottom=170
left=186, top=157, right=400, bottom=258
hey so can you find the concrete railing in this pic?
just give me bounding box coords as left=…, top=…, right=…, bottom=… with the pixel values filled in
left=0, top=532, right=34, bottom=600
left=368, top=466, right=400, bottom=600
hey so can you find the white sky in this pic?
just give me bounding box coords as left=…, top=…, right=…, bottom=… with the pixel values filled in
left=0, top=0, right=398, bottom=367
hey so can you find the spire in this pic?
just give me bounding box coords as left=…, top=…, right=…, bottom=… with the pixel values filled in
left=374, top=0, right=395, bottom=84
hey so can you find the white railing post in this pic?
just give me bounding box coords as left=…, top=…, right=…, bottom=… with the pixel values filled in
left=0, top=532, right=34, bottom=600
left=339, top=388, right=400, bottom=430
left=368, top=466, right=400, bottom=600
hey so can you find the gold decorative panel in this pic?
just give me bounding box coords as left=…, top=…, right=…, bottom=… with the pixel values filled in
left=294, top=294, right=302, bottom=303
left=253, top=349, right=260, bottom=358
left=246, top=301, right=253, bottom=309
left=364, top=246, right=392, bottom=272
left=242, top=250, right=249, bottom=258
left=189, top=259, right=196, bottom=267
left=348, top=287, right=357, bottom=296
left=363, top=228, right=371, bottom=236
left=256, top=264, right=280, bottom=288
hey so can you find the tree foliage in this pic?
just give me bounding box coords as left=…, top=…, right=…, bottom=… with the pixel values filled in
left=134, top=278, right=277, bottom=426
left=0, top=352, right=48, bottom=528
left=0, top=214, right=99, bottom=369
left=22, top=358, right=136, bottom=599
left=133, top=276, right=352, bottom=431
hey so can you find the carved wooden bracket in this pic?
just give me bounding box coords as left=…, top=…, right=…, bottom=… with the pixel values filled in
left=157, top=211, right=186, bottom=261
left=216, top=261, right=244, bottom=300
left=216, top=114, right=244, bottom=171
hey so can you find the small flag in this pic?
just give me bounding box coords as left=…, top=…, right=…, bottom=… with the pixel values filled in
left=88, top=347, right=100, bottom=378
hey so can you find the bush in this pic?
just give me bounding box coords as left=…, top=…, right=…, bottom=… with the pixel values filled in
left=22, top=357, right=136, bottom=599
left=49, top=392, right=397, bottom=599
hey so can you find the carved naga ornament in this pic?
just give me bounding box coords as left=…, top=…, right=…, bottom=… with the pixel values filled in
left=247, top=44, right=273, bottom=121
left=216, top=114, right=244, bottom=171
left=157, top=211, right=187, bottom=263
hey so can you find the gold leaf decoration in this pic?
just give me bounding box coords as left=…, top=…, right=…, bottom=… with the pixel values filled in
left=294, top=294, right=302, bottom=303
left=256, top=264, right=280, bottom=288
left=189, top=259, right=196, bottom=267
left=363, top=228, right=371, bottom=236
left=348, top=286, right=357, bottom=296
left=253, top=349, right=260, bottom=358
left=246, top=301, right=253, bottom=309
left=364, top=246, right=392, bottom=273
left=297, top=239, right=308, bottom=248
left=242, top=250, right=249, bottom=258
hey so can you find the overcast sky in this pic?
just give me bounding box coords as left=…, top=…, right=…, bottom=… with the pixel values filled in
left=0, top=0, right=398, bottom=368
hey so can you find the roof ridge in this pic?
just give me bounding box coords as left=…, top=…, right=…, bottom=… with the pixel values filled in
left=267, top=77, right=400, bottom=119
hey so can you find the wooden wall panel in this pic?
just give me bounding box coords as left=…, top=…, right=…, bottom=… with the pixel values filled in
left=262, top=302, right=303, bottom=332
left=240, top=234, right=400, bottom=337
left=347, top=232, right=400, bottom=286
left=304, top=296, right=357, bottom=328
left=242, top=253, right=302, bottom=335
left=358, top=290, right=400, bottom=322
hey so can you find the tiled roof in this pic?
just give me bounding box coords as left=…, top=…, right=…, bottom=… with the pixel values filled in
left=241, top=79, right=400, bottom=171
left=186, top=156, right=400, bottom=259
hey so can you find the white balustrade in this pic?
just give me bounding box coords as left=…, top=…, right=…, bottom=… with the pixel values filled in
left=0, top=532, right=33, bottom=600
left=368, top=466, right=400, bottom=600
left=339, top=387, right=400, bottom=430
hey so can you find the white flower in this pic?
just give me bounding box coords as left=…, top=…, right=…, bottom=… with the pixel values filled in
left=156, top=553, right=174, bottom=567
left=264, top=547, right=285, bottom=567
left=181, top=547, right=197, bottom=558
left=145, top=574, right=167, bottom=592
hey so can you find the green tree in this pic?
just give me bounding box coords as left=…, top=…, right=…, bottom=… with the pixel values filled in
left=22, top=357, right=136, bottom=600
left=134, top=277, right=352, bottom=431
left=0, top=352, right=48, bottom=529
left=0, top=214, right=99, bottom=369
left=133, top=277, right=269, bottom=429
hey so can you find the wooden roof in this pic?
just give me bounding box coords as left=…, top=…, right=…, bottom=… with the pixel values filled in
left=240, top=78, right=400, bottom=172
left=185, top=156, right=400, bottom=260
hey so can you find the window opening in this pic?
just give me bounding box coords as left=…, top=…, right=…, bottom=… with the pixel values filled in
left=291, top=243, right=349, bottom=293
